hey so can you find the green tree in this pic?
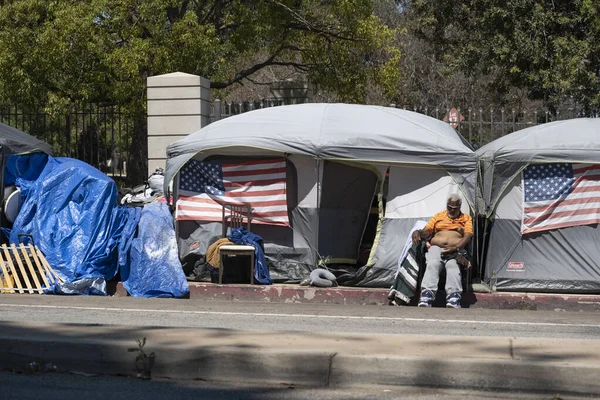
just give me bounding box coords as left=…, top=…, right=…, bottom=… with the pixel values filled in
left=0, top=0, right=400, bottom=107
left=0, top=1, right=400, bottom=182
left=400, top=0, right=600, bottom=111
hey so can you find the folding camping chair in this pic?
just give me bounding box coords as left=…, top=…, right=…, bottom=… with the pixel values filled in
left=417, top=240, right=474, bottom=303
left=219, top=203, right=255, bottom=284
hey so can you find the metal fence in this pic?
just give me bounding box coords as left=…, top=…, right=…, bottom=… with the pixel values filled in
left=392, top=105, right=596, bottom=148
left=211, top=100, right=597, bottom=148
left=0, top=105, right=132, bottom=180
left=1, top=100, right=596, bottom=179
left=210, top=98, right=292, bottom=123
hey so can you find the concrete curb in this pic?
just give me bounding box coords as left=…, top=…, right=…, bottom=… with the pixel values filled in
left=1, top=322, right=600, bottom=395
left=110, top=282, right=600, bottom=312
left=331, top=355, right=600, bottom=394
left=0, top=338, right=333, bottom=386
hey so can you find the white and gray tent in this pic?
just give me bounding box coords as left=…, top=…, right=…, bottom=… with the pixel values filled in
left=165, top=103, right=477, bottom=286
left=477, top=118, right=600, bottom=292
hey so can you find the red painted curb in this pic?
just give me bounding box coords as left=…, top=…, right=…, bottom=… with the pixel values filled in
left=111, top=282, right=600, bottom=311
left=465, top=292, right=600, bottom=312
left=187, top=283, right=389, bottom=305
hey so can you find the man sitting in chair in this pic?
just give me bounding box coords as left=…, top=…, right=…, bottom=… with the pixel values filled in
left=411, top=193, right=473, bottom=308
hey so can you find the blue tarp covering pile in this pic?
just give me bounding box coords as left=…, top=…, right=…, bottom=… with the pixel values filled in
left=5, top=155, right=189, bottom=298
left=122, top=202, right=190, bottom=298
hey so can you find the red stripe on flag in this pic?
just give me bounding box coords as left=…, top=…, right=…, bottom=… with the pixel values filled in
left=177, top=205, right=222, bottom=213
left=223, top=167, right=286, bottom=177
left=225, top=188, right=286, bottom=197
left=573, top=165, right=600, bottom=174
left=228, top=199, right=288, bottom=208
left=570, top=184, right=600, bottom=193
left=224, top=178, right=286, bottom=188
left=524, top=206, right=600, bottom=225
left=223, top=158, right=285, bottom=168
left=179, top=196, right=288, bottom=208
left=525, top=197, right=600, bottom=213
left=178, top=196, right=220, bottom=204
left=523, top=218, right=600, bottom=234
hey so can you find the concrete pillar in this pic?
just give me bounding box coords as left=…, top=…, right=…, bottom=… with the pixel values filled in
left=147, top=72, right=211, bottom=176
left=269, top=81, right=313, bottom=104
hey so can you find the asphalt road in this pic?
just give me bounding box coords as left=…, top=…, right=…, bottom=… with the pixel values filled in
left=0, top=371, right=595, bottom=400
left=2, top=294, right=600, bottom=396
left=1, top=294, right=600, bottom=339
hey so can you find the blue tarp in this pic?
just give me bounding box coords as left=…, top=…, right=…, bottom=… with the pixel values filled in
left=228, top=227, right=272, bottom=285
left=5, top=156, right=187, bottom=298
left=10, top=157, right=123, bottom=283
left=121, top=202, right=189, bottom=298
left=4, top=153, right=49, bottom=186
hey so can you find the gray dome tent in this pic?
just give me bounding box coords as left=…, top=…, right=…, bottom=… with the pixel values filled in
left=477, top=118, right=600, bottom=292
left=166, top=103, right=477, bottom=286
left=0, top=122, right=53, bottom=156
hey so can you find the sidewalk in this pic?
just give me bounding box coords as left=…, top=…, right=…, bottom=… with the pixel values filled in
left=1, top=320, right=599, bottom=396
left=110, top=282, right=600, bottom=312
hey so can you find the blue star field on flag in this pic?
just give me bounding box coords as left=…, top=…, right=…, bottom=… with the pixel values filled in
left=180, top=159, right=225, bottom=196
left=523, top=163, right=573, bottom=202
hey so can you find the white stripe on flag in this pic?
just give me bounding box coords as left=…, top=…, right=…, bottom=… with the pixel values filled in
left=224, top=172, right=286, bottom=183
left=227, top=183, right=286, bottom=193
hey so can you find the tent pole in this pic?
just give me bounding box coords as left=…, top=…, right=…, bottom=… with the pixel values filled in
left=314, top=158, right=322, bottom=266
left=480, top=217, right=489, bottom=284
left=173, top=172, right=180, bottom=240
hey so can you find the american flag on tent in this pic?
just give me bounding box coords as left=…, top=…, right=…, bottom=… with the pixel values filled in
left=521, top=163, right=600, bottom=234
left=176, top=158, right=289, bottom=226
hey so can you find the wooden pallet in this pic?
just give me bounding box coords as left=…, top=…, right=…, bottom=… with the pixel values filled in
left=0, top=244, right=63, bottom=294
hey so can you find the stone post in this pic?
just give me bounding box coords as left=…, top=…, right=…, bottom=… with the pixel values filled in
left=146, top=72, right=211, bottom=176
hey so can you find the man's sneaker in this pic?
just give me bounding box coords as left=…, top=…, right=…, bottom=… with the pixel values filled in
left=446, top=292, right=462, bottom=309
left=418, top=289, right=435, bottom=307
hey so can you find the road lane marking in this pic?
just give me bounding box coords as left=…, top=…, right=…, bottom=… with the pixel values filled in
left=1, top=303, right=600, bottom=329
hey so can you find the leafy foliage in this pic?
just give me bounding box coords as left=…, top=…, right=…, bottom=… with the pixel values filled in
left=0, top=0, right=401, bottom=113
left=400, top=0, right=600, bottom=110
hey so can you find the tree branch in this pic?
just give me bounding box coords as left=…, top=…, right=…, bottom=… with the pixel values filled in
left=281, top=22, right=362, bottom=42
left=268, top=0, right=362, bottom=42
left=210, top=44, right=308, bottom=88
left=200, top=0, right=237, bottom=25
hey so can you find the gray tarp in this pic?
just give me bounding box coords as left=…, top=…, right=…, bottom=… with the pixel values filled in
left=477, top=118, right=600, bottom=293
left=0, top=122, right=54, bottom=156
